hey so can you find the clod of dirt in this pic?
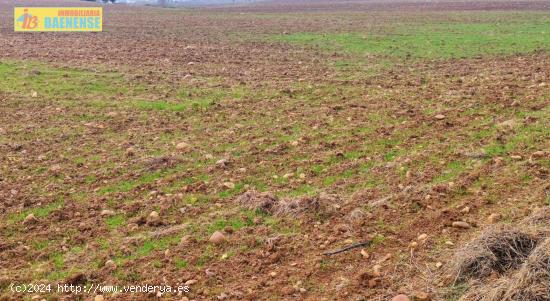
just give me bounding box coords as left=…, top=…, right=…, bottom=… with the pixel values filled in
left=105, top=260, right=117, bottom=270
left=487, top=213, right=502, bottom=224
left=125, top=147, right=135, bottom=157
left=347, top=207, right=367, bottom=225
left=222, top=182, right=235, bottom=189
left=531, top=150, right=547, bottom=159
left=49, top=164, right=62, bottom=175
left=209, top=231, right=227, bottom=245
left=180, top=235, right=191, bottom=246
left=176, top=142, right=189, bottom=151
left=391, top=294, right=411, bottom=301
left=149, top=224, right=187, bottom=238
left=23, top=213, right=37, bottom=225
left=453, top=225, right=538, bottom=280
left=452, top=221, right=471, bottom=229
left=215, top=158, right=230, bottom=168
left=357, top=268, right=382, bottom=288
left=65, top=272, right=87, bottom=285
left=434, top=114, right=446, bottom=120
left=413, top=292, right=431, bottom=301
left=205, top=268, right=216, bottom=277
left=146, top=211, right=161, bottom=226
left=223, top=226, right=234, bottom=234
left=496, top=119, right=517, bottom=131
left=100, top=209, right=115, bottom=217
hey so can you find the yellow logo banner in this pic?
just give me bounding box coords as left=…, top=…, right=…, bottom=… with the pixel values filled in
left=14, top=7, right=102, bottom=32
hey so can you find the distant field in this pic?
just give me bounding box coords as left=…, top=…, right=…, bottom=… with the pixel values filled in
left=0, top=0, right=549, bottom=300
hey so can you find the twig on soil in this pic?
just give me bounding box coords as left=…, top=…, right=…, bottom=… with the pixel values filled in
left=323, top=241, right=372, bottom=256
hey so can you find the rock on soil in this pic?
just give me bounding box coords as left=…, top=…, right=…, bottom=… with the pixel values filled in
left=209, top=231, right=227, bottom=245
left=100, top=209, right=115, bottom=216
left=146, top=211, right=161, bottom=226
left=413, top=292, right=431, bottom=300
left=23, top=213, right=37, bottom=225
left=452, top=221, right=471, bottom=229
left=222, top=182, right=235, bottom=189
left=49, top=164, right=62, bottom=175
left=391, top=294, right=410, bottom=301
left=176, top=142, right=189, bottom=151
left=531, top=150, right=547, bottom=158
left=125, top=147, right=135, bottom=156
left=215, top=158, right=229, bottom=168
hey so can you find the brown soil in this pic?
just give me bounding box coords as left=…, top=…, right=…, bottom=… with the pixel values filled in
left=0, top=0, right=549, bottom=301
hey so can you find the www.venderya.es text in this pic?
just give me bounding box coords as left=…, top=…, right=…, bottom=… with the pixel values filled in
left=8, top=283, right=190, bottom=295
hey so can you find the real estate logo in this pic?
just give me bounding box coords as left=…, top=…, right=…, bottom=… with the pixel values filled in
left=14, top=7, right=102, bottom=32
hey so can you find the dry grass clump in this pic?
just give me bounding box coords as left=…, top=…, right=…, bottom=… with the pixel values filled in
left=237, top=190, right=334, bottom=217
left=522, top=207, right=550, bottom=228
left=455, top=207, right=550, bottom=301
left=459, top=278, right=509, bottom=301
left=460, top=238, right=550, bottom=301
left=453, top=225, right=538, bottom=280
left=499, top=237, right=550, bottom=301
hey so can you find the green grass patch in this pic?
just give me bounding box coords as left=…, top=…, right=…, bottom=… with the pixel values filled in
left=8, top=199, right=64, bottom=224
left=0, top=60, right=131, bottom=101
left=33, top=240, right=50, bottom=251
left=134, top=235, right=181, bottom=258
left=284, top=184, right=318, bottom=197
left=207, top=215, right=252, bottom=234
left=196, top=245, right=214, bottom=267
left=106, top=214, right=126, bottom=230
left=135, top=100, right=189, bottom=112
left=99, top=169, right=176, bottom=194
left=174, top=258, right=189, bottom=269
left=273, top=19, right=550, bottom=59
left=432, top=161, right=467, bottom=183
left=169, top=84, right=250, bottom=110
left=218, top=182, right=246, bottom=199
